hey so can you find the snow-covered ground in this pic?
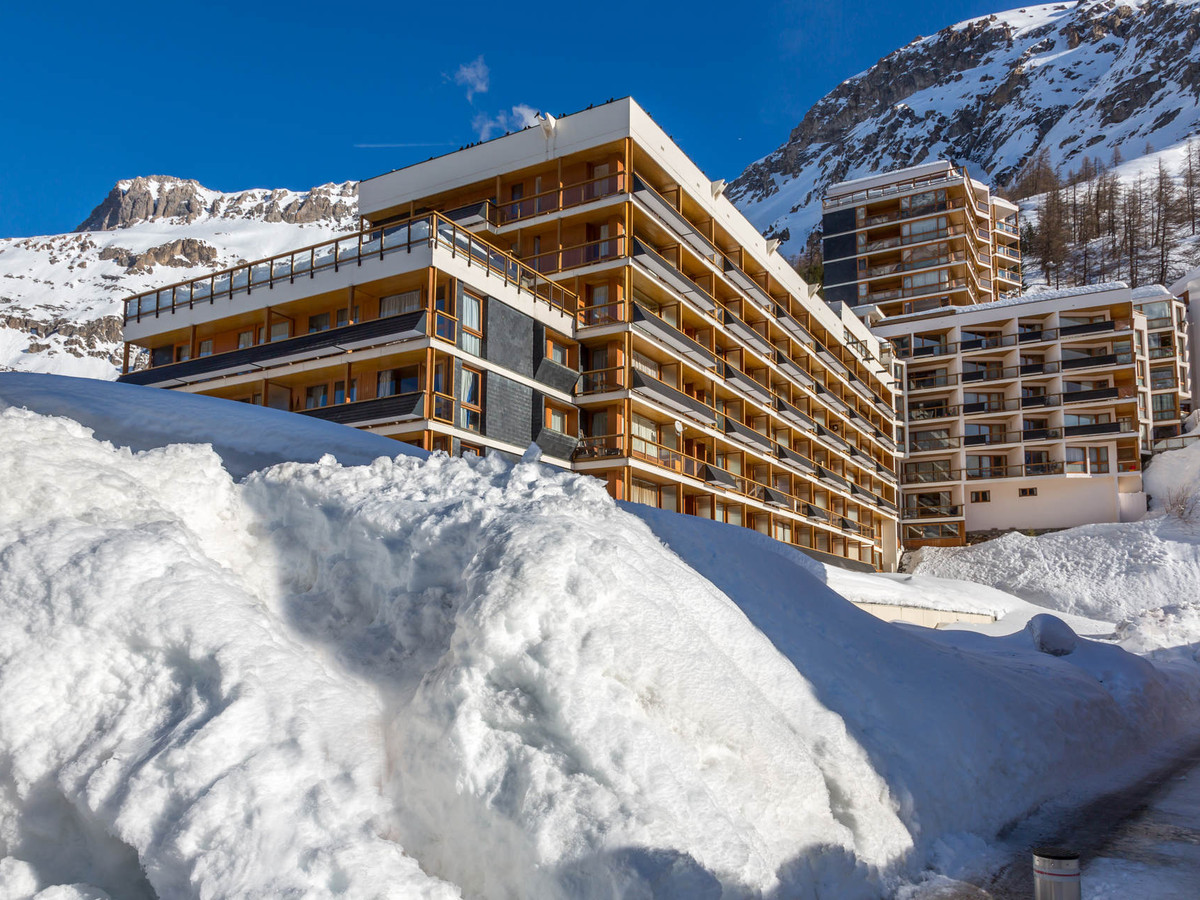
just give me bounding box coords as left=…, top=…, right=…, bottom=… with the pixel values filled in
left=2, top=373, right=1200, bottom=898
left=910, top=437, right=1200, bottom=661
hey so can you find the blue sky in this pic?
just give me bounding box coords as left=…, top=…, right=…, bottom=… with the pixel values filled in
left=1, top=0, right=1006, bottom=238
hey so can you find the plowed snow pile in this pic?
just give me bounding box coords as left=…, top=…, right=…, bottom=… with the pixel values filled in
left=2, top=373, right=1200, bottom=898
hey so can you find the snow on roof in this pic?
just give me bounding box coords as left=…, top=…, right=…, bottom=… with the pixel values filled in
left=1131, top=284, right=1172, bottom=301
left=878, top=283, right=1130, bottom=326
left=1169, top=263, right=1200, bottom=297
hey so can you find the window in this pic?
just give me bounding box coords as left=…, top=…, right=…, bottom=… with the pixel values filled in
left=962, top=391, right=1002, bottom=412
left=335, top=306, right=360, bottom=328
left=151, top=346, right=173, bottom=367
left=966, top=455, right=1006, bottom=478
left=1019, top=487, right=1038, bottom=498
left=1089, top=446, right=1110, bottom=474
left=458, top=367, right=482, bottom=432
left=904, top=523, right=960, bottom=540
left=308, top=312, right=331, bottom=333
left=904, top=460, right=953, bottom=482
left=270, top=321, right=290, bottom=342
left=1066, top=446, right=1087, bottom=473
left=460, top=291, right=483, bottom=356
left=304, top=384, right=328, bottom=409
left=1150, top=367, right=1176, bottom=390
left=1153, top=393, right=1177, bottom=421
left=548, top=407, right=568, bottom=434
left=333, top=379, right=356, bottom=404
left=460, top=442, right=483, bottom=458
left=175, top=344, right=191, bottom=362
left=630, top=477, right=658, bottom=506
left=197, top=340, right=213, bottom=357
left=1064, top=412, right=1110, bottom=427
left=548, top=333, right=571, bottom=366
left=380, top=290, right=421, bottom=318
left=237, top=330, right=254, bottom=349
left=909, top=428, right=952, bottom=451
left=970, top=491, right=991, bottom=503
left=377, top=366, right=419, bottom=398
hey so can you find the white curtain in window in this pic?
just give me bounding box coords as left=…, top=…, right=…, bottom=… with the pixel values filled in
left=459, top=368, right=479, bottom=406
left=461, top=294, right=481, bottom=332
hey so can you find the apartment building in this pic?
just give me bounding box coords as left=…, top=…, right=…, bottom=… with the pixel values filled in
left=821, top=161, right=1022, bottom=318
left=870, top=284, right=1150, bottom=547
left=1132, top=284, right=1193, bottom=440
left=118, top=98, right=903, bottom=569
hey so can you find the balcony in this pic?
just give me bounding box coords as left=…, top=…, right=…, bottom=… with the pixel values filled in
left=496, top=171, right=625, bottom=226
left=630, top=303, right=717, bottom=368
left=578, top=367, right=625, bottom=395
left=719, top=413, right=772, bottom=451
left=856, top=277, right=970, bottom=306
left=122, top=213, right=575, bottom=325
left=299, top=391, right=425, bottom=427
left=632, top=174, right=719, bottom=263
left=1061, top=352, right=1130, bottom=371
left=908, top=372, right=958, bottom=391
left=1062, top=421, right=1123, bottom=438
left=721, top=309, right=774, bottom=356
left=773, top=305, right=816, bottom=347
left=966, top=461, right=1066, bottom=480
left=629, top=369, right=716, bottom=426
left=823, top=169, right=968, bottom=211
left=631, top=238, right=717, bottom=313
left=901, top=505, right=963, bottom=520
left=775, top=397, right=817, bottom=432
left=119, top=310, right=428, bottom=388
left=723, top=362, right=772, bottom=403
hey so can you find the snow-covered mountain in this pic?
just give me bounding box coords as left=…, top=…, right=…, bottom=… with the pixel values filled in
left=0, top=176, right=359, bottom=377
left=730, top=0, right=1200, bottom=255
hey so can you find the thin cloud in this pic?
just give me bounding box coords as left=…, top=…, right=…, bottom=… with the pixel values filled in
left=472, top=105, right=541, bottom=141
left=454, top=56, right=489, bottom=102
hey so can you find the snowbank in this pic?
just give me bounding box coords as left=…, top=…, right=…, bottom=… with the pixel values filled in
left=3, top=374, right=1200, bottom=897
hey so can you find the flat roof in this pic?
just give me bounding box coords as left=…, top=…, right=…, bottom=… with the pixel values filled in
left=825, top=161, right=955, bottom=200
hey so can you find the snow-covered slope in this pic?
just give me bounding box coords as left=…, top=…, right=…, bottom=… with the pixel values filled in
left=730, top=0, right=1200, bottom=255
left=2, top=372, right=1200, bottom=897
left=0, top=177, right=358, bottom=378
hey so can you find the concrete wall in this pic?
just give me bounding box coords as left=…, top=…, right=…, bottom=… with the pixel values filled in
left=964, top=476, right=1124, bottom=531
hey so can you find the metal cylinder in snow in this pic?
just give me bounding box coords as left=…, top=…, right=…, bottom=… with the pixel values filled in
left=1032, top=847, right=1081, bottom=900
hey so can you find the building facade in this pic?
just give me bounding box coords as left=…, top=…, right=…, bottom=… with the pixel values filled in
left=821, top=161, right=1022, bottom=319
left=1132, top=284, right=1193, bottom=441
left=119, top=99, right=903, bottom=569
left=871, top=285, right=1150, bottom=546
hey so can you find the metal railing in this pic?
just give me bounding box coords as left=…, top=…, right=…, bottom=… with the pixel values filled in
left=902, top=505, right=962, bottom=520
left=823, top=169, right=968, bottom=210
left=578, top=367, right=625, bottom=394
left=122, top=212, right=576, bottom=324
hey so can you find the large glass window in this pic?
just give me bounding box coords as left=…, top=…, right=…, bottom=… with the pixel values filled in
left=1066, top=446, right=1086, bottom=473
left=308, top=313, right=331, bottom=333
left=1151, top=366, right=1176, bottom=390
left=1089, top=446, right=1110, bottom=474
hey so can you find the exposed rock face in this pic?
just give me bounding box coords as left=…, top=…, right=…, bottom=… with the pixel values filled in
left=76, top=176, right=359, bottom=232
left=2, top=176, right=361, bottom=378
left=99, top=239, right=219, bottom=273
left=729, top=0, right=1200, bottom=253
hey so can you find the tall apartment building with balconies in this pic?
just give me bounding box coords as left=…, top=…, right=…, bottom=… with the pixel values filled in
left=117, top=99, right=903, bottom=570
left=872, top=284, right=1150, bottom=547
left=821, top=161, right=1022, bottom=318
left=1132, top=284, right=1193, bottom=441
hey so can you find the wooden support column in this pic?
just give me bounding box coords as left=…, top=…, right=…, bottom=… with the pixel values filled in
left=263, top=306, right=272, bottom=344
left=259, top=378, right=267, bottom=405
left=121, top=342, right=130, bottom=375
left=344, top=362, right=352, bottom=403
left=188, top=325, right=197, bottom=360
left=424, top=346, right=436, bottom=419
left=346, top=284, right=356, bottom=324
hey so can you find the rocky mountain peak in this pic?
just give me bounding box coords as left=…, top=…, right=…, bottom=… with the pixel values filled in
left=729, top=0, right=1200, bottom=254
left=75, top=176, right=360, bottom=232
